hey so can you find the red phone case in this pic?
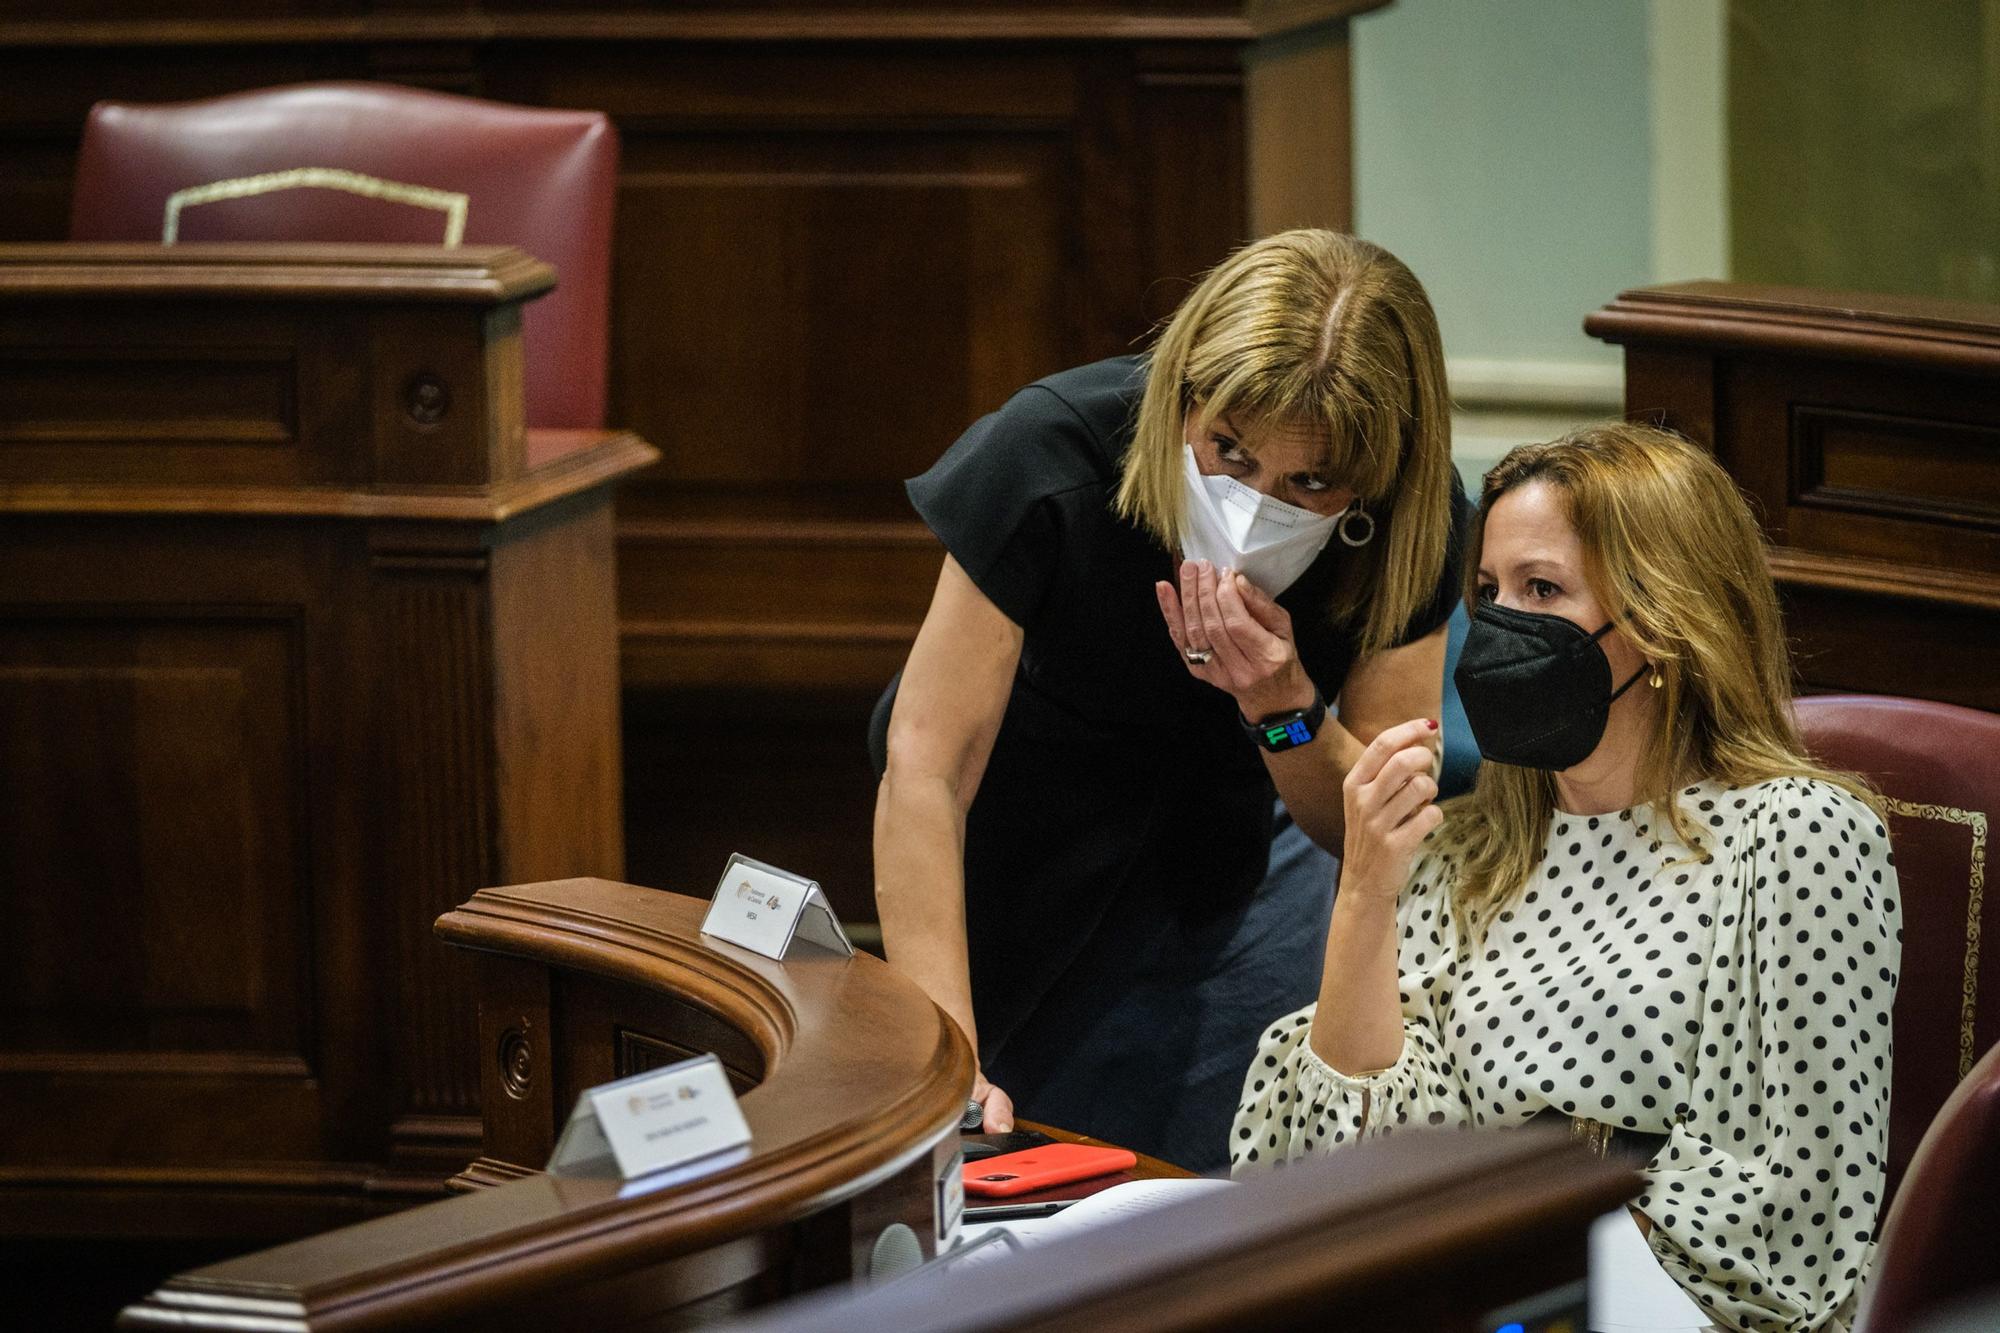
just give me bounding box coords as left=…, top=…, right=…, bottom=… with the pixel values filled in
left=960, top=1142, right=1138, bottom=1197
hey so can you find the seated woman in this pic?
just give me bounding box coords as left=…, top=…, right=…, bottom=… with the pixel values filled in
left=1232, top=423, right=1901, bottom=1332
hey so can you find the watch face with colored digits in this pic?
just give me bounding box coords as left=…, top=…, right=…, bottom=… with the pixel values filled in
left=1262, top=717, right=1315, bottom=750
left=1241, top=690, right=1326, bottom=752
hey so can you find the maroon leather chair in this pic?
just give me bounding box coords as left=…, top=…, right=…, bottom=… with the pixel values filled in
left=69, top=81, right=617, bottom=452
left=1794, top=695, right=2000, bottom=1203
left=1859, top=1037, right=2000, bottom=1331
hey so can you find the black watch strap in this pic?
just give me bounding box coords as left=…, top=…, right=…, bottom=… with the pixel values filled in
left=1239, top=689, right=1327, bottom=752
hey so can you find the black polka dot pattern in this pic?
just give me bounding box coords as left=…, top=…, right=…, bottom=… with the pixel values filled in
left=1229, top=777, right=1902, bottom=1333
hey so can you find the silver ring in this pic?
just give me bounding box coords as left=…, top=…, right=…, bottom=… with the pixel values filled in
left=1183, top=646, right=1214, bottom=665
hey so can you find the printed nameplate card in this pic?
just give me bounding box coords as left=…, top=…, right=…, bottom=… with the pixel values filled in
left=548, top=1053, right=752, bottom=1182
left=700, top=852, right=854, bottom=961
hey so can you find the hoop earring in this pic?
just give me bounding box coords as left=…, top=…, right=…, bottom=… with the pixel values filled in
left=1337, top=500, right=1375, bottom=548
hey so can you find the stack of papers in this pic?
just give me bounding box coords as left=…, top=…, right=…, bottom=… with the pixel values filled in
left=1587, top=1211, right=1717, bottom=1332
left=952, top=1177, right=1233, bottom=1264
left=945, top=1177, right=1717, bottom=1333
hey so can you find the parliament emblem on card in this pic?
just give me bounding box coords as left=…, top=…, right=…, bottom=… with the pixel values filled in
left=548, top=1052, right=751, bottom=1184
left=700, top=853, right=854, bottom=961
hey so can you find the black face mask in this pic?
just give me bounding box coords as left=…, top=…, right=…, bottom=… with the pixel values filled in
left=1452, top=601, right=1650, bottom=771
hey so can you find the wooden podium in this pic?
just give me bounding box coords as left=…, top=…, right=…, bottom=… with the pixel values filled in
left=0, top=244, right=657, bottom=1243
left=122, top=881, right=975, bottom=1331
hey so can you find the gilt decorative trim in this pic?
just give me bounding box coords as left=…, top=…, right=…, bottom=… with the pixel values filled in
left=1569, top=1116, right=1614, bottom=1159
left=1883, top=796, right=1987, bottom=1078
left=164, top=167, right=468, bottom=246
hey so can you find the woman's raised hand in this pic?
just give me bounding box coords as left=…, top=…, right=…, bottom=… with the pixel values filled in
left=1154, top=561, right=1311, bottom=719
left=1340, top=718, right=1444, bottom=900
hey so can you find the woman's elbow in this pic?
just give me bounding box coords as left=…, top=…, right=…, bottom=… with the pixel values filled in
left=883, top=714, right=987, bottom=814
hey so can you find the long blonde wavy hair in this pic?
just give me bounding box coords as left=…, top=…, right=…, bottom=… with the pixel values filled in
left=1441, top=422, right=1879, bottom=919
left=1113, top=230, right=1456, bottom=655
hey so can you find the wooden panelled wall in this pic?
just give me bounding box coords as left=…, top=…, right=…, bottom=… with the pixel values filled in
left=0, top=2, right=1379, bottom=933
left=1587, top=282, right=2000, bottom=715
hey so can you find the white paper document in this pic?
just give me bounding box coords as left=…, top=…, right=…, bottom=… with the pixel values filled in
left=953, top=1178, right=1234, bottom=1264
left=1588, top=1210, right=1717, bottom=1332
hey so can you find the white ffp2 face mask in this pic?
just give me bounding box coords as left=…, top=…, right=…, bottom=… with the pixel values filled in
left=1177, top=444, right=1337, bottom=595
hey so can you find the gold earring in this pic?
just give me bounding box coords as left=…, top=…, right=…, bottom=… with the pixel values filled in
left=1649, top=667, right=1663, bottom=689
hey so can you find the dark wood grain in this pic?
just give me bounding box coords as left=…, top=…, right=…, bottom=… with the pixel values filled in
left=0, top=11, right=1383, bottom=1271
left=0, top=3, right=1385, bottom=45
left=1588, top=282, right=2000, bottom=710
left=0, top=15, right=1381, bottom=947
left=0, top=241, right=554, bottom=301
left=0, top=245, right=655, bottom=1248
left=118, top=880, right=975, bottom=1331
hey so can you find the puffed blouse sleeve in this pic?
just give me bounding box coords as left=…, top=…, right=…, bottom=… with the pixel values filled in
left=1229, top=844, right=1468, bottom=1172
left=1638, top=779, right=1901, bottom=1333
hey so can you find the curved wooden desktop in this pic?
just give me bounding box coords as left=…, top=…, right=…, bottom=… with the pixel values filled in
left=121, top=880, right=975, bottom=1330
left=123, top=878, right=1639, bottom=1332
left=735, top=1129, right=1637, bottom=1333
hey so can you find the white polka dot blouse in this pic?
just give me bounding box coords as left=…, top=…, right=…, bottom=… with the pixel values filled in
left=1232, top=776, right=1901, bottom=1333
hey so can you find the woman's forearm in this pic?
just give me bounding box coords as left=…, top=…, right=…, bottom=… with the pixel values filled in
left=872, top=555, right=1022, bottom=1057
left=1306, top=887, right=1406, bottom=1075
left=872, top=767, right=981, bottom=1051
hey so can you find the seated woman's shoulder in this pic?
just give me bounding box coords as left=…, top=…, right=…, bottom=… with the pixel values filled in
left=1726, top=772, right=1887, bottom=837
left=1723, top=773, right=1899, bottom=923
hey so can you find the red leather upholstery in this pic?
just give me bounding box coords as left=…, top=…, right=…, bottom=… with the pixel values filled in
left=1794, top=694, right=2000, bottom=1203
left=1860, top=1038, right=2000, bottom=1331
left=69, top=82, right=617, bottom=440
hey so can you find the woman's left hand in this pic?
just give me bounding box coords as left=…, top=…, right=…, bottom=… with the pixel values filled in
left=1155, top=560, right=1313, bottom=720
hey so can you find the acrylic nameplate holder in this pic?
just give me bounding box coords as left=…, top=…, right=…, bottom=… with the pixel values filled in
left=700, top=852, right=854, bottom=960
left=548, top=1052, right=753, bottom=1191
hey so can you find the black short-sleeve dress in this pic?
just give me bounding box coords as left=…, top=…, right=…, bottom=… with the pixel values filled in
left=878, top=354, right=1468, bottom=1170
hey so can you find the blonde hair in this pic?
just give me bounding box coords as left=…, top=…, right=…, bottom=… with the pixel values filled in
left=1441, top=422, right=1880, bottom=920
left=1114, top=230, right=1455, bottom=654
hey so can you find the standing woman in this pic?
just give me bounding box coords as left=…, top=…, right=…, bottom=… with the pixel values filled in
left=872, top=231, right=1467, bottom=1170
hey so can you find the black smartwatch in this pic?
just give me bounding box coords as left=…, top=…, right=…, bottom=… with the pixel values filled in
left=1240, top=689, right=1327, bottom=752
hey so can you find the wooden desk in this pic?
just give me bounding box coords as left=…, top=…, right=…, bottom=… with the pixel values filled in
left=120, top=880, right=974, bottom=1330
left=122, top=879, right=1634, bottom=1331
left=0, top=244, right=656, bottom=1243
left=957, top=1121, right=1197, bottom=1216
left=726, top=1129, right=1638, bottom=1332
left=1588, top=281, right=2000, bottom=711
left=1025, top=1120, right=1195, bottom=1181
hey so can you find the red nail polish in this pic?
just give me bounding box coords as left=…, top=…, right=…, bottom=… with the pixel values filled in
left=1426, top=718, right=1439, bottom=731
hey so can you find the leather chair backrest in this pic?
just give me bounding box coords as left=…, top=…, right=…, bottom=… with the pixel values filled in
left=1860, top=1038, right=2000, bottom=1331
left=69, top=81, right=618, bottom=436
left=1793, top=694, right=2000, bottom=1203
